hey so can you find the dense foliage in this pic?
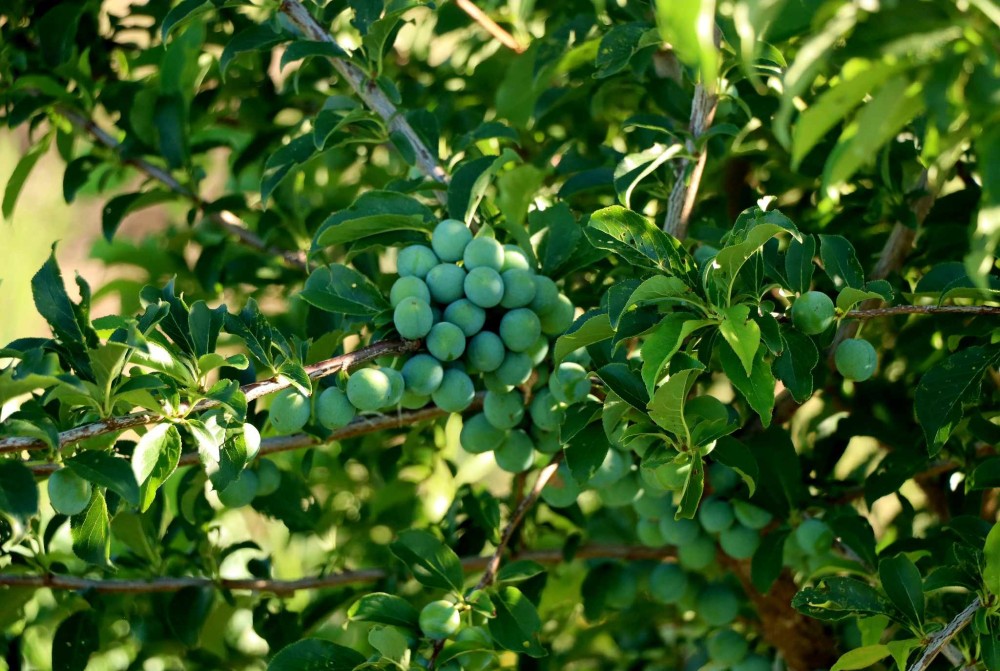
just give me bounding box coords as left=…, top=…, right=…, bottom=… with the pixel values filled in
left=1, top=0, right=999, bottom=670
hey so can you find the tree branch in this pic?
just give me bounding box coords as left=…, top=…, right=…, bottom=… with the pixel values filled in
left=663, top=82, right=718, bottom=239
left=1, top=339, right=421, bottom=455
left=844, top=305, right=1000, bottom=319
left=278, top=0, right=449, bottom=202
left=455, top=0, right=525, bottom=53
left=57, top=108, right=309, bottom=272
left=0, top=544, right=673, bottom=595
left=906, top=598, right=981, bottom=671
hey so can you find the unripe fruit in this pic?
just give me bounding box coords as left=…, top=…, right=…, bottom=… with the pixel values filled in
left=525, top=337, right=549, bottom=366
left=483, top=390, right=525, bottom=429
left=494, top=430, right=534, bottom=473
left=463, top=237, right=504, bottom=271
left=48, top=469, right=92, bottom=516
left=397, top=244, right=439, bottom=279
left=499, top=308, right=541, bottom=352
left=426, top=264, right=467, bottom=304
left=589, top=448, right=629, bottom=487
left=651, top=462, right=691, bottom=491
left=427, top=322, right=467, bottom=362
left=649, top=564, right=688, bottom=604
left=707, top=629, right=749, bottom=665
left=431, top=220, right=473, bottom=262
left=464, top=267, right=504, bottom=308
left=693, top=245, right=719, bottom=267
left=795, top=518, right=834, bottom=555
left=381, top=367, right=405, bottom=406
left=708, top=462, right=741, bottom=494
left=720, top=524, right=760, bottom=559
left=696, top=584, right=740, bottom=627
left=539, top=293, right=575, bottom=335
left=604, top=568, right=639, bottom=609
left=549, top=362, right=590, bottom=404
left=466, top=331, right=505, bottom=373
left=541, top=463, right=581, bottom=507
left=270, top=388, right=311, bottom=434
left=431, top=369, right=475, bottom=412
left=390, top=276, right=431, bottom=307
left=454, top=627, right=493, bottom=671
left=563, top=347, right=592, bottom=368
left=401, top=354, right=444, bottom=395
left=632, top=489, right=671, bottom=518
left=530, top=275, right=559, bottom=313
left=218, top=470, right=259, bottom=508
left=733, top=501, right=773, bottom=530
left=460, top=413, right=508, bottom=454
left=698, top=497, right=735, bottom=533
left=659, top=513, right=701, bottom=545
left=677, top=532, right=717, bottom=570
left=500, top=269, right=536, bottom=308
left=400, top=389, right=430, bottom=409
left=637, top=518, right=667, bottom=547
left=529, top=390, right=564, bottom=431
left=501, top=244, right=531, bottom=271
left=791, top=291, right=836, bottom=335
left=243, top=423, right=261, bottom=460
left=532, top=427, right=562, bottom=454
left=495, top=351, right=532, bottom=386
left=443, top=299, right=485, bottom=337
left=835, top=338, right=878, bottom=381
left=419, top=600, right=461, bottom=640
left=255, top=459, right=282, bottom=497
left=316, top=387, right=356, bottom=429
left=483, top=372, right=515, bottom=394
left=598, top=473, right=641, bottom=507
left=347, top=368, right=393, bottom=411
left=394, top=297, right=434, bottom=339
left=734, top=656, right=773, bottom=671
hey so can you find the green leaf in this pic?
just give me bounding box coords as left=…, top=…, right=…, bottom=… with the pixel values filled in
left=830, top=645, right=890, bottom=671
left=647, top=367, right=701, bottom=445
left=102, top=189, right=177, bottom=241
left=348, top=593, right=420, bottom=631
left=161, top=0, right=211, bottom=41
left=595, top=23, right=648, bottom=78
left=596, top=363, right=649, bottom=411
left=915, top=346, right=1000, bottom=454
left=654, top=0, right=717, bottom=87
left=132, top=424, right=182, bottom=512
left=220, top=23, right=288, bottom=76
left=718, top=304, right=761, bottom=376
left=878, top=554, right=925, bottom=630
left=31, top=247, right=93, bottom=377
left=751, top=528, right=789, bottom=592
left=488, top=586, right=546, bottom=657
left=772, top=328, right=818, bottom=403
left=3, top=133, right=51, bottom=221
left=983, top=522, right=1000, bottom=599
left=792, top=577, right=897, bottom=622
left=967, top=126, right=1000, bottom=286
left=448, top=150, right=521, bottom=224
left=822, top=76, right=925, bottom=195
left=279, top=40, right=346, bottom=69
left=267, top=639, right=367, bottom=671
left=300, top=264, right=389, bottom=317
left=368, top=625, right=409, bottom=664
left=316, top=214, right=429, bottom=248
left=261, top=135, right=318, bottom=204
left=711, top=436, right=758, bottom=496
left=586, top=206, right=696, bottom=282
left=836, top=286, right=889, bottom=313
left=566, top=424, right=610, bottom=485
left=784, top=235, right=816, bottom=295
left=64, top=451, right=141, bottom=507
left=706, top=211, right=800, bottom=303
left=625, top=275, right=703, bottom=315
left=52, top=610, right=99, bottom=671
left=497, top=560, right=547, bottom=583
left=554, top=310, right=614, bottom=364
left=791, top=58, right=903, bottom=168
left=71, top=490, right=111, bottom=566
left=640, top=314, right=714, bottom=395
left=189, top=300, right=227, bottom=359
left=718, top=340, right=775, bottom=427
left=389, top=529, right=464, bottom=592
left=0, top=461, right=39, bottom=530
left=676, top=457, right=705, bottom=519
left=819, top=234, right=865, bottom=291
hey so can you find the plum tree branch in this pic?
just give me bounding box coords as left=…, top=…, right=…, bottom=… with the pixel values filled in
left=0, top=544, right=673, bottom=595
left=1, top=339, right=420, bottom=455
left=906, top=598, right=981, bottom=671
left=844, top=305, right=1000, bottom=319
left=455, top=0, right=526, bottom=53
left=56, top=107, right=310, bottom=272
left=278, top=0, right=449, bottom=202
left=663, top=81, right=718, bottom=239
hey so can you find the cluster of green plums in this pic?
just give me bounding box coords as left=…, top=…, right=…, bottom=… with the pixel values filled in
left=790, top=291, right=878, bottom=381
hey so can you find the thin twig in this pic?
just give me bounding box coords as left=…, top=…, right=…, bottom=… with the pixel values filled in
left=906, top=598, right=981, bottom=671
left=455, top=0, right=525, bottom=53
left=278, top=0, right=449, bottom=203
left=0, top=544, right=674, bottom=595
left=473, top=452, right=564, bottom=591
left=57, top=108, right=310, bottom=272
left=1, top=340, right=420, bottom=455
left=845, top=305, right=1000, bottom=319
left=663, top=82, right=718, bottom=239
